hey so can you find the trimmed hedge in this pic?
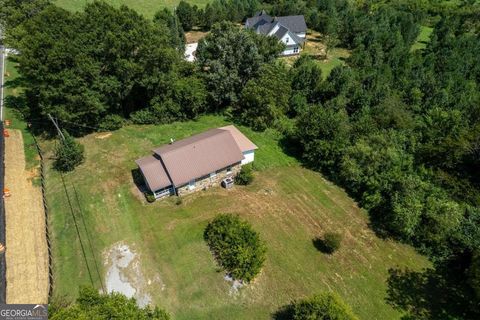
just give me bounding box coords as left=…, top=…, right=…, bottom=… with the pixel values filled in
left=204, top=214, right=266, bottom=282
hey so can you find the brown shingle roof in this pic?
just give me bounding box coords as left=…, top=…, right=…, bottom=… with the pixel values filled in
left=135, top=155, right=171, bottom=191
left=152, top=129, right=244, bottom=187
left=219, top=125, right=258, bottom=152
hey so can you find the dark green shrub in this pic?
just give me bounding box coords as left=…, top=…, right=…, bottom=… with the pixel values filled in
left=49, top=286, right=170, bottom=319
left=313, top=232, right=343, bottom=254
left=204, top=214, right=266, bottom=282
left=291, top=292, right=358, bottom=320
left=323, top=232, right=342, bottom=253
left=235, top=164, right=254, bottom=185
left=99, top=114, right=126, bottom=131
left=145, top=192, right=156, bottom=203
left=53, top=130, right=85, bottom=172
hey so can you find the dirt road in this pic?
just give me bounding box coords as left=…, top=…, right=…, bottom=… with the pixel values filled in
left=4, top=129, right=48, bottom=303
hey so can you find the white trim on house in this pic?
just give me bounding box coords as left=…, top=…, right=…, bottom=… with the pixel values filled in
left=241, top=150, right=255, bottom=165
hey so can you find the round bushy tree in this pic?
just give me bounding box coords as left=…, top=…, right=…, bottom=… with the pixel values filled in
left=204, top=214, right=266, bottom=282
left=53, top=130, right=85, bottom=172
left=292, top=292, right=358, bottom=320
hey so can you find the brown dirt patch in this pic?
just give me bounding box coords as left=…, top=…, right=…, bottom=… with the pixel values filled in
left=185, top=30, right=209, bottom=43
left=4, top=130, right=49, bottom=303
left=96, top=132, right=112, bottom=139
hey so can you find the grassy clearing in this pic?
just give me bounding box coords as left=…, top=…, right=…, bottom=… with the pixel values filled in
left=282, top=30, right=350, bottom=78
left=54, top=0, right=210, bottom=18
left=41, top=114, right=429, bottom=319
left=3, top=58, right=40, bottom=173
left=411, top=26, right=433, bottom=51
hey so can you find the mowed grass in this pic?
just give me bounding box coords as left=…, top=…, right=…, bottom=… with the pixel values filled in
left=42, top=115, right=429, bottom=319
left=411, top=25, right=433, bottom=51
left=54, top=0, right=210, bottom=18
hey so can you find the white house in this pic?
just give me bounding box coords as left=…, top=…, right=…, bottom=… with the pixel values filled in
left=245, top=10, right=307, bottom=56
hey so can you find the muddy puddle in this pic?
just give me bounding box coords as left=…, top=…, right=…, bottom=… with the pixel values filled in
left=104, top=243, right=152, bottom=307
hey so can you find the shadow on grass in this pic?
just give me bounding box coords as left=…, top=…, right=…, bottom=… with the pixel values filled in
left=312, top=237, right=334, bottom=254
left=131, top=168, right=148, bottom=194
left=272, top=303, right=294, bottom=320
left=386, top=257, right=478, bottom=319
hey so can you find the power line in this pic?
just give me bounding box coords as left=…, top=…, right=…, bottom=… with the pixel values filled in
left=60, top=164, right=95, bottom=287
left=71, top=183, right=105, bottom=293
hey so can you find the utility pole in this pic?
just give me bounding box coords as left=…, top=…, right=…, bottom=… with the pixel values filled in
left=47, top=114, right=65, bottom=141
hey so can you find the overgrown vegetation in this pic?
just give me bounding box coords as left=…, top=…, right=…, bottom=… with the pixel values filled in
left=49, top=286, right=170, bottom=319
left=235, top=163, right=254, bottom=185
left=204, top=214, right=266, bottom=282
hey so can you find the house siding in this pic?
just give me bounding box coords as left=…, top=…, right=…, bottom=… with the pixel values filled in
left=241, top=150, right=255, bottom=164
left=176, top=163, right=242, bottom=196
left=281, top=46, right=301, bottom=55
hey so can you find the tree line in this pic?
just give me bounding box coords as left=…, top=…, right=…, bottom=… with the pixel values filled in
left=2, top=0, right=480, bottom=318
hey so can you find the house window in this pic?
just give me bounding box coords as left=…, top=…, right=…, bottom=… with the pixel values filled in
left=293, top=47, right=299, bottom=53
left=285, top=37, right=289, bottom=43
left=188, top=179, right=196, bottom=190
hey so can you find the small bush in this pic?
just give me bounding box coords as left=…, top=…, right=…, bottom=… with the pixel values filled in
left=99, top=114, right=126, bottom=131
left=145, top=192, right=156, bottom=203
left=291, top=292, right=359, bottom=320
left=53, top=130, right=85, bottom=172
left=235, top=164, right=254, bottom=185
left=323, top=232, right=342, bottom=253
left=174, top=196, right=182, bottom=205
left=204, top=214, right=266, bottom=282
left=313, top=232, right=342, bottom=254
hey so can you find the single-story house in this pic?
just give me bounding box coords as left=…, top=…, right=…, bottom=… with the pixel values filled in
left=135, top=125, right=258, bottom=199
left=245, top=10, right=307, bottom=56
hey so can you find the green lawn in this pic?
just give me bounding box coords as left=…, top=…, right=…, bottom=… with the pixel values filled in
left=54, top=0, right=210, bottom=18
left=411, top=26, right=433, bottom=51
left=40, top=114, right=429, bottom=320
left=3, top=58, right=40, bottom=172
left=317, top=48, right=351, bottom=77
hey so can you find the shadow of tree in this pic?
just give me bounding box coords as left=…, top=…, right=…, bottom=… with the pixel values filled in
left=272, top=303, right=294, bottom=320
left=312, top=237, right=333, bottom=254
left=386, top=260, right=478, bottom=319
